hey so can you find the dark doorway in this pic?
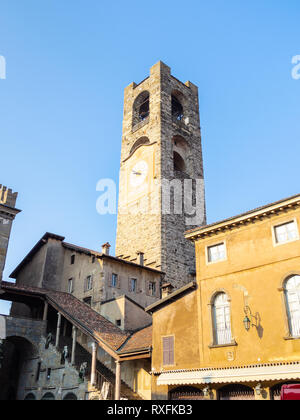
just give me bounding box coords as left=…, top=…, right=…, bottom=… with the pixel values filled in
left=218, top=384, right=255, bottom=400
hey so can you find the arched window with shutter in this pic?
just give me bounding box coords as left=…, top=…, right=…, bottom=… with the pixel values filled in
left=212, top=293, right=232, bottom=345
left=284, top=275, right=300, bottom=337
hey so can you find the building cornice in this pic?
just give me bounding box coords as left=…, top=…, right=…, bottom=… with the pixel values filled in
left=185, top=194, right=300, bottom=241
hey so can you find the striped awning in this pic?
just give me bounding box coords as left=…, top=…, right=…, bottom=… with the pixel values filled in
left=156, top=363, right=300, bottom=386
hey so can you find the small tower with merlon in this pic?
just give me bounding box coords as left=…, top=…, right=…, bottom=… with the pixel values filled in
left=0, top=184, right=21, bottom=281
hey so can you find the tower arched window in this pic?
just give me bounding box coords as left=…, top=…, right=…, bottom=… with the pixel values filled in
left=173, top=151, right=186, bottom=173
left=212, top=293, right=232, bottom=345
left=132, top=91, right=150, bottom=127
left=284, top=275, right=300, bottom=337
left=172, top=95, right=184, bottom=121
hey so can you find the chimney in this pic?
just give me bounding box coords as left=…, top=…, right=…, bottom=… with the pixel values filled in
left=102, top=242, right=111, bottom=255
left=161, top=283, right=174, bottom=299
left=137, top=251, right=144, bottom=266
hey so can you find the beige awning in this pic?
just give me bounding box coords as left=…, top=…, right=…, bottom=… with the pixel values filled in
left=157, top=363, right=300, bottom=386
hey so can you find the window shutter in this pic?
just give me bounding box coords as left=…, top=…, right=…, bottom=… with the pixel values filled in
left=163, top=337, right=169, bottom=366
left=163, top=336, right=174, bottom=366
left=169, top=336, right=174, bottom=365
left=117, top=275, right=121, bottom=289
left=146, top=280, right=150, bottom=296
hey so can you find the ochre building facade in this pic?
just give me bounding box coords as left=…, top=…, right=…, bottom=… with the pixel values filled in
left=149, top=194, right=300, bottom=400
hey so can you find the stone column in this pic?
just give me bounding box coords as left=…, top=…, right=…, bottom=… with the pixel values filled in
left=90, top=342, right=97, bottom=386
left=42, top=301, right=48, bottom=321
left=115, top=361, right=121, bottom=400
left=55, top=312, right=62, bottom=348
left=71, top=326, right=77, bottom=365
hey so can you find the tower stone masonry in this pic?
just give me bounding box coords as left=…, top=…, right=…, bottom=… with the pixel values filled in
left=0, top=185, right=20, bottom=281
left=116, top=62, right=206, bottom=289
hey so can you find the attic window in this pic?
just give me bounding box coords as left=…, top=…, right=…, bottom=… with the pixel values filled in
left=71, top=255, right=75, bottom=265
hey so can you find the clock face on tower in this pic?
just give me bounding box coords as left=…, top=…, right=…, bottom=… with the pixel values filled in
left=119, top=142, right=156, bottom=208
left=130, top=160, right=148, bottom=187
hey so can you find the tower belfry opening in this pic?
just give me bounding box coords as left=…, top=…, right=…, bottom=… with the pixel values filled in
left=171, top=95, right=184, bottom=121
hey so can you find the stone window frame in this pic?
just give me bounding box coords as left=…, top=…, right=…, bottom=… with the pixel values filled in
left=208, top=289, right=237, bottom=349
left=205, top=241, right=227, bottom=265
left=111, top=273, right=119, bottom=288
left=68, top=278, right=74, bottom=294
left=85, top=275, right=93, bottom=292
left=271, top=218, right=299, bottom=247
left=129, top=277, right=138, bottom=293
left=278, top=272, right=300, bottom=340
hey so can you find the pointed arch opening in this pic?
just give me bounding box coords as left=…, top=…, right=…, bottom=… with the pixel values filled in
left=132, top=91, right=150, bottom=128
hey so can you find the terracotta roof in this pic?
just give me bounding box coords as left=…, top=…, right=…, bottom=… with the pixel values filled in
left=119, top=325, right=152, bottom=354
left=146, top=281, right=197, bottom=313
left=0, top=281, right=132, bottom=353
left=46, top=289, right=130, bottom=351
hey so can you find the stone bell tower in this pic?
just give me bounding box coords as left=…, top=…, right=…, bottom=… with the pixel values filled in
left=116, top=61, right=206, bottom=289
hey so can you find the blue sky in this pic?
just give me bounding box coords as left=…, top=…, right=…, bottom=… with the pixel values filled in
left=1, top=0, right=300, bottom=314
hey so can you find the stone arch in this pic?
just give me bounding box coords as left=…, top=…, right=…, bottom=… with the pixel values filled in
left=41, top=392, right=55, bottom=400
left=270, top=381, right=300, bottom=400
left=209, top=288, right=232, bottom=306
left=279, top=271, right=300, bottom=290
left=218, top=384, right=255, bottom=400
left=129, top=136, right=151, bottom=156
left=132, top=91, right=150, bottom=127
left=0, top=336, right=38, bottom=400
left=24, top=392, right=36, bottom=400
left=63, top=392, right=78, bottom=400
left=172, top=135, right=190, bottom=175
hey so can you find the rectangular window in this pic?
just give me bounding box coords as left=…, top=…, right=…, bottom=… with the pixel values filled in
left=207, top=243, right=226, bottom=263
left=112, top=273, right=118, bottom=288
left=163, top=336, right=174, bottom=366
left=130, top=278, right=137, bottom=293
left=71, top=255, right=75, bottom=265
left=85, top=275, right=93, bottom=291
left=68, top=278, right=73, bottom=293
left=274, top=221, right=298, bottom=244
left=116, top=319, right=121, bottom=327
left=149, top=281, right=156, bottom=296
